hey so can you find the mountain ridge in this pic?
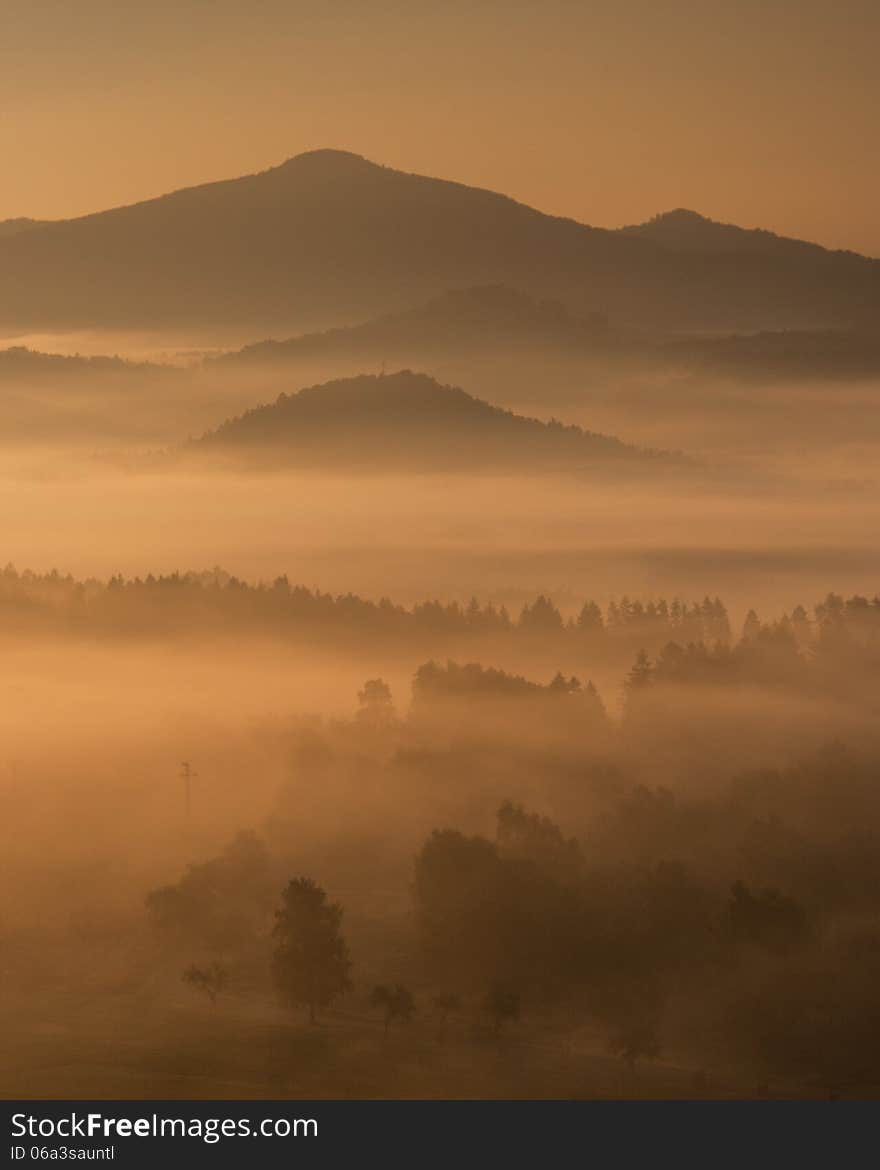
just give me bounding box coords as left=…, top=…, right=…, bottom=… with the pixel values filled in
left=1, top=150, right=877, bottom=332
left=208, top=283, right=880, bottom=387
left=619, top=207, right=865, bottom=261
left=210, top=285, right=612, bottom=369
left=6, top=154, right=872, bottom=262
left=0, top=217, right=50, bottom=239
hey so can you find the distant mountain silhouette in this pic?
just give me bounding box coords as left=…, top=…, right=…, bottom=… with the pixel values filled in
left=0, top=346, right=161, bottom=381
left=211, top=284, right=880, bottom=388
left=1, top=150, right=877, bottom=332
left=619, top=209, right=857, bottom=261
left=192, top=369, right=674, bottom=471
left=0, top=346, right=189, bottom=442
left=676, top=327, right=880, bottom=381
left=211, top=285, right=612, bottom=370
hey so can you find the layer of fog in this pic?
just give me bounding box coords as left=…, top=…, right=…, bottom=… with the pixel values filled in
left=2, top=327, right=879, bottom=1099
left=0, top=452, right=877, bottom=613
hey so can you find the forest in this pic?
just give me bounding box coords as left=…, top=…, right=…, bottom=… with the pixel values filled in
left=3, top=572, right=879, bottom=1098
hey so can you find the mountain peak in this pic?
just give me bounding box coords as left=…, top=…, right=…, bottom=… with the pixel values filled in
left=275, top=148, right=379, bottom=174
left=621, top=208, right=725, bottom=243
left=619, top=208, right=839, bottom=261
left=649, top=208, right=712, bottom=226
left=0, top=152, right=874, bottom=333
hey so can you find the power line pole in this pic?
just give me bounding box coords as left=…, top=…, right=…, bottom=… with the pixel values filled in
left=180, top=760, right=198, bottom=822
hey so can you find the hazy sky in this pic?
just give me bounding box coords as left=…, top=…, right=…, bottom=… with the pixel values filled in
left=3, top=0, right=878, bottom=254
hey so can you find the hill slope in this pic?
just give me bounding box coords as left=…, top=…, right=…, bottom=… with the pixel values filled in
left=0, top=346, right=163, bottom=382
left=211, top=284, right=880, bottom=388
left=193, top=369, right=673, bottom=471
left=1, top=150, right=877, bottom=332
left=211, top=285, right=613, bottom=370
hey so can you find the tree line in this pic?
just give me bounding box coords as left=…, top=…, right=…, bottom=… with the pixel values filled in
left=152, top=755, right=880, bottom=1091
left=4, top=562, right=877, bottom=659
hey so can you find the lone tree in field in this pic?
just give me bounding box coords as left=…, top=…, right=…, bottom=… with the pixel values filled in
left=182, top=960, right=228, bottom=1006
left=272, top=878, right=352, bottom=1023
left=356, top=678, right=396, bottom=729
left=370, top=984, right=416, bottom=1030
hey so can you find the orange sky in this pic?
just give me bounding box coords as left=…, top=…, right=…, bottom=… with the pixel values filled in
left=3, top=0, right=878, bottom=255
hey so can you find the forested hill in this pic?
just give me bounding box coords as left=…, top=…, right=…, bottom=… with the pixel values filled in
left=192, top=370, right=673, bottom=470
left=211, top=285, right=880, bottom=387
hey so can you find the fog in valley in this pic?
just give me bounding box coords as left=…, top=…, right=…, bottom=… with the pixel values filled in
left=3, top=146, right=880, bottom=1102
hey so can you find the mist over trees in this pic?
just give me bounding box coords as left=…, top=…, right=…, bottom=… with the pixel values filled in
left=0, top=561, right=741, bottom=653
left=2, top=143, right=879, bottom=1105
left=121, top=581, right=880, bottom=1097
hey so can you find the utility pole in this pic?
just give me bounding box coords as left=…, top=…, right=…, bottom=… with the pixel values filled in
left=180, top=760, right=198, bottom=822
